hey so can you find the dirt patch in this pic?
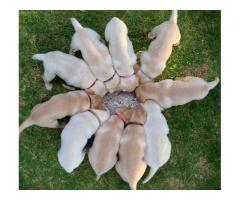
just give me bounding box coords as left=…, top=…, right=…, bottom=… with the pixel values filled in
left=184, top=63, right=209, bottom=78
left=182, top=46, right=211, bottom=79
left=164, top=177, right=185, bottom=189
left=195, top=157, right=215, bottom=177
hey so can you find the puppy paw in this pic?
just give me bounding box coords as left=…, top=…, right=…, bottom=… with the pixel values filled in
left=69, top=48, right=76, bottom=55
left=45, top=83, right=53, bottom=90
left=148, top=32, right=156, bottom=39
left=136, top=51, right=142, bottom=59
left=173, top=41, right=180, bottom=46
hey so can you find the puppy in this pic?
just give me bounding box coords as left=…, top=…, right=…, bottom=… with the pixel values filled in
left=115, top=105, right=147, bottom=190
left=32, top=51, right=107, bottom=96
left=88, top=106, right=131, bottom=181
left=136, top=76, right=220, bottom=109
left=70, top=18, right=119, bottom=93
left=19, top=91, right=104, bottom=134
left=136, top=10, right=181, bottom=83
left=105, top=17, right=139, bottom=92
left=141, top=100, right=171, bottom=183
left=58, top=106, right=110, bottom=173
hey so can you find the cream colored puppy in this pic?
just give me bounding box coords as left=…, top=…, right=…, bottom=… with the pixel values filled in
left=105, top=17, right=139, bottom=92
left=88, top=106, right=131, bottom=181
left=58, top=106, right=110, bottom=173
left=115, top=105, right=147, bottom=190
left=19, top=91, right=104, bottom=134
left=136, top=76, right=220, bottom=109
left=141, top=100, right=171, bottom=183
left=70, top=18, right=119, bottom=93
left=136, top=10, right=181, bottom=83
left=32, top=51, right=107, bottom=96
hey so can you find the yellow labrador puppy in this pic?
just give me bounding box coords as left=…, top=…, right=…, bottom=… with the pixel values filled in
left=136, top=10, right=181, bottom=83
left=141, top=100, right=171, bottom=183
left=70, top=18, right=119, bottom=93
left=58, top=106, right=110, bottom=173
left=32, top=51, right=107, bottom=96
left=115, top=105, right=147, bottom=190
left=88, top=106, right=131, bottom=181
left=19, top=91, right=104, bottom=134
left=136, top=76, right=219, bottom=109
left=105, top=17, right=139, bottom=92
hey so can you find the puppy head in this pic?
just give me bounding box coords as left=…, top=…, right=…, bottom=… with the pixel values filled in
left=118, top=75, right=139, bottom=92
left=128, top=105, right=147, bottom=124
left=104, top=74, right=120, bottom=93
left=115, top=106, right=131, bottom=123
left=88, top=80, right=107, bottom=97
left=135, top=84, right=147, bottom=103
left=87, top=93, right=107, bottom=111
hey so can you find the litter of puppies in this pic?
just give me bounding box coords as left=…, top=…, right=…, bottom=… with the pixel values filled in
left=19, top=11, right=219, bottom=190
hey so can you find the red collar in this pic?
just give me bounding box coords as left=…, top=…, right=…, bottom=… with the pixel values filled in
left=115, top=112, right=126, bottom=124
left=87, top=79, right=97, bottom=89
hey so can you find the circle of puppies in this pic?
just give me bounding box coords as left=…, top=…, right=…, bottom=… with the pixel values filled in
left=19, top=11, right=219, bottom=190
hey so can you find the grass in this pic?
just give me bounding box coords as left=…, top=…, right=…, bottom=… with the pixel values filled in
left=19, top=10, right=221, bottom=190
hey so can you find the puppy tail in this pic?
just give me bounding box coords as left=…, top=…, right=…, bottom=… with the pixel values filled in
left=142, top=167, right=158, bottom=184
left=32, top=53, right=45, bottom=61
left=71, top=18, right=83, bottom=32
left=19, top=118, right=34, bottom=135
left=129, top=181, right=137, bottom=190
left=169, top=10, right=178, bottom=24
left=208, top=77, right=219, bottom=90
left=96, top=175, right=101, bottom=181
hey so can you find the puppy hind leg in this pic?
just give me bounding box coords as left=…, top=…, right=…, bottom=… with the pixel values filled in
left=69, top=40, right=78, bottom=55
left=43, top=71, right=55, bottom=90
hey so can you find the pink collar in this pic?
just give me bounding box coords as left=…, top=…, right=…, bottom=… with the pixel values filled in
left=120, top=73, right=135, bottom=79
left=115, top=112, right=126, bottom=124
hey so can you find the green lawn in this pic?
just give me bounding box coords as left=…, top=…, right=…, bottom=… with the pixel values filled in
left=19, top=10, right=221, bottom=190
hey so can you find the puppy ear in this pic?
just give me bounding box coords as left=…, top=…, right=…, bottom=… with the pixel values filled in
left=148, top=32, right=156, bottom=39
left=85, top=90, right=95, bottom=95
left=133, top=105, right=147, bottom=124
left=133, top=64, right=140, bottom=74
left=135, top=87, right=145, bottom=102
left=89, top=94, right=106, bottom=110
left=122, top=109, right=132, bottom=122
left=116, top=106, right=129, bottom=114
